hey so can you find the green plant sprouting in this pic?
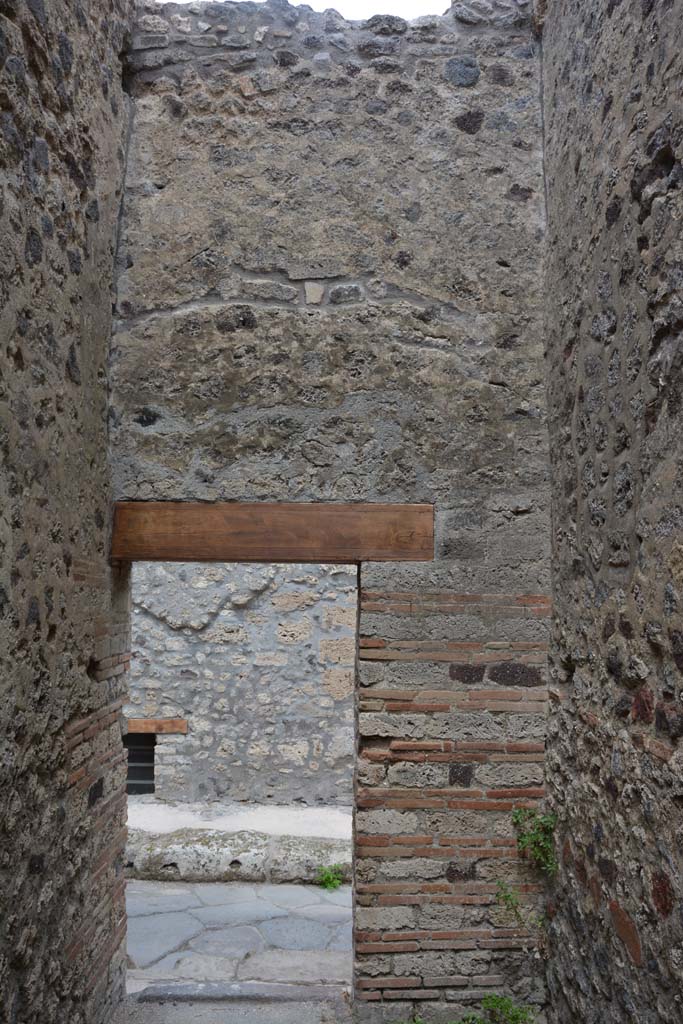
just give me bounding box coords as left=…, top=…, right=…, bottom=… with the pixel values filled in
left=496, top=881, right=545, bottom=931
left=389, top=996, right=536, bottom=1024
left=460, top=994, right=536, bottom=1024
left=316, top=863, right=344, bottom=890
left=496, top=879, right=525, bottom=925
left=511, top=807, right=558, bottom=875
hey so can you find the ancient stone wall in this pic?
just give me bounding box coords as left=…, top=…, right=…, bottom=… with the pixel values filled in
left=541, top=1, right=683, bottom=1021
left=126, top=561, right=357, bottom=804
left=112, top=0, right=550, bottom=1018
left=0, top=1, right=132, bottom=1022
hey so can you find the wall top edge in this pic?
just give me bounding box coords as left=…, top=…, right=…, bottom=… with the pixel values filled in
left=134, top=0, right=534, bottom=37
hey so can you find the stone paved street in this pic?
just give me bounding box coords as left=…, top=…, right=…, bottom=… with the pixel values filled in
left=126, top=880, right=352, bottom=999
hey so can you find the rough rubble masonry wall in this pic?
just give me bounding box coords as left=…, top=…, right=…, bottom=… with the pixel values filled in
left=111, top=0, right=549, bottom=1018
left=127, top=561, right=357, bottom=804
left=542, top=1, right=683, bottom=1022
left=0, top=1, right=132, bottom=1022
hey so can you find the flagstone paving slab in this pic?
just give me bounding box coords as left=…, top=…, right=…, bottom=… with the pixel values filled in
left=293, top=903, right=351, bottom=923
left=127, top=882, right=203, bottom=918
left=190, top=900, right=289, bottom=926
left=255, top=883, right=326, bottom=909
left=192, top=883, right=258, bottom=906
left=189, top=925, right=264, bottom=957
left=127, top=912, right=204, bottom=968
left=126, top=881, right=352, bottom=998
left=257, top=916, right=336, bottom=951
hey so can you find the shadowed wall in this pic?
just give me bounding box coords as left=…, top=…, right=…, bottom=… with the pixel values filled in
left=542, top=0, right=683, bottom=1020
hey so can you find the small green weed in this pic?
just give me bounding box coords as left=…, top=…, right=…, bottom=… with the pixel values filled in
left=511, top=807, right=558, bottom=876
left=316, top=863, right=344, bottom=890
left=495, top=880, right=548, bottom=957
left=496, top=880, right=525, bottom=928
left=461, top=994, right=536, bottom=1024
left=496, top=880, right=545, bottom=927
left=388, top=996, right=535, bottom=1024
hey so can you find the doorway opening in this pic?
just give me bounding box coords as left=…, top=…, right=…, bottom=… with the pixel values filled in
left=123, top=560, right=357, bottom=1019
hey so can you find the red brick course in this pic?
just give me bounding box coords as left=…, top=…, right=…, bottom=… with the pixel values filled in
left=356, top=589, right=549, bottom=1008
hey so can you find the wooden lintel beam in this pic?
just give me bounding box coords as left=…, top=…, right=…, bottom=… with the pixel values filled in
left=111, top=501, right=434, bottom=564
left=127, top=718, right=188, bottom=735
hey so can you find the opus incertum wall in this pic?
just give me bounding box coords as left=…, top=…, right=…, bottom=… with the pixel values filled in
left=126, top=560, right=358, bottom=805
left=0, top=0, right=133, bottom=1021
left=110, top=0, right=550, bottom=1019
left=542, top=1, right=683, bottom=1021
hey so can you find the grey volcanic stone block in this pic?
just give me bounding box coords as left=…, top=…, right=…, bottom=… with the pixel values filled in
left=192, top=883, right=258, bottom=906
left=257, top=916, right=336, bottom=951
left=443, top=54, right=481, bottom=86
left=128, top=913, right=204, bottom=968
left=363, top=15, right=407, bottom=35
left=293, top=903, right=351, bottom=923
left=126, top=882, right=202, bottom=918
left=256, top=884, right=325, bottom=908
left=328, top=922, right=353, bottom=952
left=189, top=926, right=264, bottom=957
left=320, top=887, right=353, bottom=907
left=189, top=900, right=288, bottom=926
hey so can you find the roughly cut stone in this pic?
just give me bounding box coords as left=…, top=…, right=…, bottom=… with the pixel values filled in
left=444, top=55, right=481, bottom=87
left=363, top=15, right=408, bottom=36
left=329, top=284, right=362, bottom=304
left=304, top=281, right=325, bottom=304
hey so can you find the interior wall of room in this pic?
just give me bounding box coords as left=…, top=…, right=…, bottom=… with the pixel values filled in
left=541, top=1, right=683, bottom=1021
left=0, top=1, right=133, bottom=1021
left=111, top=1, right=550, bottom=1018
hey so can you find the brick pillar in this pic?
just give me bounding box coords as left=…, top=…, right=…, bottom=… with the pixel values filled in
left=355, top=577, right=549, bottom=1022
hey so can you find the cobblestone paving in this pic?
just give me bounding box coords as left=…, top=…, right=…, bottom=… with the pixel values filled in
left=126, top=881, right=352, bottom=995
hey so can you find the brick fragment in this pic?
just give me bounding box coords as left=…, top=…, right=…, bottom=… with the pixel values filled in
left=609, top=900, right=642, bottom=965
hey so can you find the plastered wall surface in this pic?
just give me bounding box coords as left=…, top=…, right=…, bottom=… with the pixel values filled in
left=112, top=1, right=550, bottom=1018
left=126, top=561, right=357, bottom=804
left=542, top=1, right=683, bottom=1021
left=0, top=0, right=133, bottom=1020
